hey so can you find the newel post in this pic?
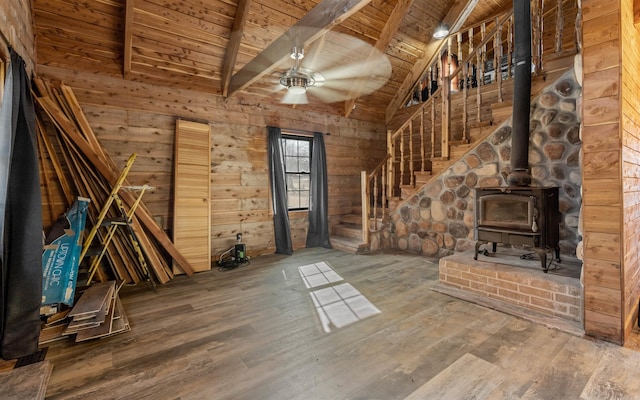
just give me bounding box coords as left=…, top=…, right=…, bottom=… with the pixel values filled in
left=386, top=129, right=394, bottom=197
left=441, top=37, right=452, bottom=159
left=361, top=171, right=369, bottom=244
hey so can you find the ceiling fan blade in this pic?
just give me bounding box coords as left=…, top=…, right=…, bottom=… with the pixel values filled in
left=281, top=90, right=309, bottom=104
left=320, top=57, right=392, bottom=82
left=307, top=86, right=351, bottom=103
left=303, top=31, right=375, bottom=73
left=316, top=75, right=389, bottom=97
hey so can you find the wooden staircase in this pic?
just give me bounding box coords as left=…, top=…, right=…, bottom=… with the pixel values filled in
left=330, top=204, right=390, bottom=254
left=330, top=206, right=369, bottom=254
left=398, top=57, right=574, bottom=198
left=356, top=5, right=578, bottom=253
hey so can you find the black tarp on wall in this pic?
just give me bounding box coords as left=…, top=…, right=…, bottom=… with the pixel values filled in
left=0, top=49, right=42, bottom=359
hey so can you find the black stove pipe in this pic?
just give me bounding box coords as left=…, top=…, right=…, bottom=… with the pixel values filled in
left=507, top=0, right=533, bottom=187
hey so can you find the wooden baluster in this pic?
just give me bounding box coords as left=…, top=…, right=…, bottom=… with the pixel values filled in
left=476, top=23, right=485, bottom=123
left=361, top=171, right=368, bottom=244
left=447, top=37, right=453, bottom=88
left=373, top=174, right=378, bottom=230
left=532, top=0, right=543, bottom=74
left=555, top=0, right=564, bottom=53
left=507, top=15, right=513, bottom=79
left=400, top=127, right=405, bottom=185
left=575, top=0, right=582, bottom=52
left=381, top=162, right=387, bottom=220
left=409, top=120, right=414, bottom=186
left=428, top=66, right=433, bottom=98
left=468, top=27, right=474, bottom=83
left=462, top=61, right=468, bottom=142
left=387, top=130, right=394, bottom=198
left=430, top=97, right=436, bottom=159
left=420, top=110, right=425, bottom=171
left=457, top=32, right=463, bottom=93
left=457, top=32, right=464, bottom=139
left=433, top=56, right=442, bottom=91
left=495, top=16, right=503, bottom=103
left=442, top=38, right=451, bottom=159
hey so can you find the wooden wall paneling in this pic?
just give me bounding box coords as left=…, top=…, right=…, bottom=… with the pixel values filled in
left=582, top=151, right=620, bottom=180
left=37, top=64, right=385, bottom=261
left=290, top=213, right=310, bottom=249
left=582, top=9, right=620, bottom=47
left=580, top=123, right=621, bottom=154
left=581, top=0, right=624, bottom=343
left=583, top=259, right=622, bottom=290
left=582, top=39, right=621, bottom=74
left=582, top=179, right=621, bottom=207
left=582, top=69, right=620, bottom=100
left=173, top=119, right=212, bottom=273
left=584, top=285, right=622, bottom=317
left=0, top=0, right=35, bottom=73
left=620, top=0, right=640, bottom=342
left=584, top=309, right=621, bottom=341
left=34, top=81, right=182, bottom=283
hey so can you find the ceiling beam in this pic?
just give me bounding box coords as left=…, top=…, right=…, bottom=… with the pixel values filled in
left=344, top=0, right=415, bottom=117
left=385, top=0, right=479, bottom=123
left=227, top=0, right=373, bottom=98
left=221, top=0, right=252, bottom=97
left=123, top=0, right=134, bottom=80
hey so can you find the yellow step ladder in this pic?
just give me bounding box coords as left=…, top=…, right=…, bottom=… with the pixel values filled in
left=79, top=153, right=155, bottom=289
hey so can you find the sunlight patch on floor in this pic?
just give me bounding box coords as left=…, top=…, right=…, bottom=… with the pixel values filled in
left=309, top=283, right=381, bottom=333
left=298, top=261, right=343, bottom=289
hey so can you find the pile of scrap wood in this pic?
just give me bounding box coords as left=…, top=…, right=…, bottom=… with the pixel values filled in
left=39, top=281, right=129, bottom=344
left=33, top=77, right=195, bottom=285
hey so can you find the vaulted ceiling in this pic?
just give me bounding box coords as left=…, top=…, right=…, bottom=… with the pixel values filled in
left=33, top=0, right=511, bottom=123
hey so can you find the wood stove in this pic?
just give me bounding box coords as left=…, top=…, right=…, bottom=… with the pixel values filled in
left=474, top=186, right=560, bottom=272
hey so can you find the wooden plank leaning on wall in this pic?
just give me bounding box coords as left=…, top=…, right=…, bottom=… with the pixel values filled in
left=173, top=119, right=212, bottom=273
left=34, top=78, right=196, bottom=284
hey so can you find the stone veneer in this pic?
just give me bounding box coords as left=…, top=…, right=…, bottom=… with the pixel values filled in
left=380, top=70, right=582, bottom=258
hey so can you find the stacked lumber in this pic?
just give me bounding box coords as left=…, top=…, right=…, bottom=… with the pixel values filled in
left=39, top=281, right=130, bottom=343
left=33, top=78, right=196, bottom=284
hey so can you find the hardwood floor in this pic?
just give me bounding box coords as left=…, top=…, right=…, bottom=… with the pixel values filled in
left=43, top=248, right=640, bottom=399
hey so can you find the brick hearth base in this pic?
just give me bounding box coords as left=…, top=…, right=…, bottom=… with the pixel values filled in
left=435, top=249, right=584, bottom=336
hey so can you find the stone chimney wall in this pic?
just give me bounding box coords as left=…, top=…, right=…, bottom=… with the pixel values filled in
left=381, top=70, right=582, bottom=257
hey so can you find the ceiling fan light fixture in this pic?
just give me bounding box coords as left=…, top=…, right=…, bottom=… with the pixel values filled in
left=433, top=23, right=450, bottom=39
left=280, top=69, right=316, bottom=94
left=286, top=78, right=307, bottom=94
left=290, top=46, right=304, bottom=60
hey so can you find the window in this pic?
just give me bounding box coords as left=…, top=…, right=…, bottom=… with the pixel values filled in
left=282, top=135, right=312, bottom=210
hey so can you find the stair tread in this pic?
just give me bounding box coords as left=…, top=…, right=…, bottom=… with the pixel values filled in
left=330, top=235, right=368, bottom=254
left=341, top=214, right=364, bottom=225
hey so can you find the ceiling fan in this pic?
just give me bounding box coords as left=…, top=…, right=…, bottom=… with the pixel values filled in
left=276, top=31, right=392, bottom=105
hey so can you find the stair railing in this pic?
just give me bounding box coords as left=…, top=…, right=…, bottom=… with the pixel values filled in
left=361, top=154, right=390, bottom=241
left=361, top=0, right=575, bottom=245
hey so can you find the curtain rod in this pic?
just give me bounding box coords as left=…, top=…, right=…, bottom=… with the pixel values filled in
left=268, top=126, right=331, bottom=137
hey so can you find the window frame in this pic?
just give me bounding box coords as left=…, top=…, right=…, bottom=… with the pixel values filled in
left=281, top=133, right=313, bottom=212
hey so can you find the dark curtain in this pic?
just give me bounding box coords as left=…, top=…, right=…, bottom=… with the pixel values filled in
left=306, top=132, right=331, bottom=248
left=267, top=126, right=293, bottom=255
left=0, top=50, right=42, bottom=359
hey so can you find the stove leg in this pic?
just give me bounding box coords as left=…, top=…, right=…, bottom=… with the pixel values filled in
left=492, top=242, right=497, bottom=253
left=532, top=247, right=549, bottom=272
left=554, top=246, right=561, bottom=263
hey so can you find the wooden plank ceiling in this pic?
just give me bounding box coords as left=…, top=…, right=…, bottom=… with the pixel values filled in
left=33, top=0, right=511, bottom=123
